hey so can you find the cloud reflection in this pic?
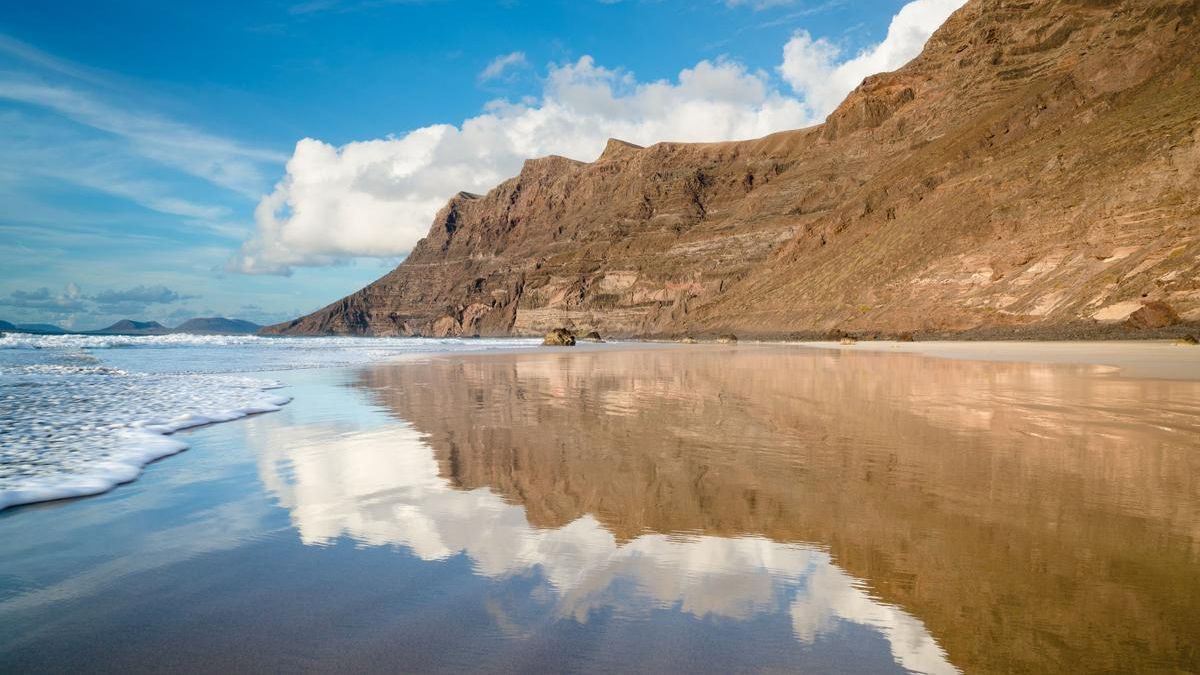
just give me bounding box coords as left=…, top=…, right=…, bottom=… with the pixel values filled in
left=255, top=421, right=957, bottom=674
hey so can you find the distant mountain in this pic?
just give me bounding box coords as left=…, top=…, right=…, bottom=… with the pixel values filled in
left=173, top=317, right=261, bottom=335
left=0, top=320, right=15, bottom=332
left=90, top=320, right=170, bottom=335
left=16, top=323, right=67, bottom=334
left=83, top=317, right=262, bottom=336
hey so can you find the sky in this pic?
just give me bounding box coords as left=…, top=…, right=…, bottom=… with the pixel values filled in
left=0, top=0, right=966, bottom=330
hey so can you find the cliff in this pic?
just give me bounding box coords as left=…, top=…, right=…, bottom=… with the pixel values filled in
left=266, top=0, right=1200, bottom=338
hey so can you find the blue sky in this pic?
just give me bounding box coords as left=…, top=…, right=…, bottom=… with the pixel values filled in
left=0, top=0, right=964, bottom=330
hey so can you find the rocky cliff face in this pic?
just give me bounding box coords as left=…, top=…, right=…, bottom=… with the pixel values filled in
left=266, top=0, right=1200, bottom=338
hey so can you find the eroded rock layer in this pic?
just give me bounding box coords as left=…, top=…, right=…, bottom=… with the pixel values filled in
left=266, top=0, right=1200, bottom=337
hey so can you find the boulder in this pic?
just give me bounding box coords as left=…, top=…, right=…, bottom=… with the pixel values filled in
left=1176, top=335, right=1199, bottom=346
left=1125, top=302, right=1180, bottom=329
left=717, top=334, right=738, bottom=344
left=543, top=328, right=576, bottom=346
left=431, top=315, right=461, bottom=337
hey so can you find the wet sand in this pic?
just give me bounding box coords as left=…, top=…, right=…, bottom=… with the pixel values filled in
left=1, top=343, right=1198, bottom=673
left=789, top=339, right=1200, bottom=380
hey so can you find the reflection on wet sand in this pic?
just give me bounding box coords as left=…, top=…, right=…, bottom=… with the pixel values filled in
left=267, top=346, right=1200, bottom=673
left=255, top=420, right=955, bottom=674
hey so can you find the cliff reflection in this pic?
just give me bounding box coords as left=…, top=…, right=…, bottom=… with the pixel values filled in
left=260, top=346, right=1200, bottom=674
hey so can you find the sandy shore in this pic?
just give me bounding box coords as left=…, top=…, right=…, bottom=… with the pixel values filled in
left=774, top=340, right=1200, bottom=381
left=541, top=338, right=1200, bottom=381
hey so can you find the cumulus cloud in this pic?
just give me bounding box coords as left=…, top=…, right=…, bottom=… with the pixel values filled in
left=478, top=51, right=529, bottom=83
left=232, top=57, right=810, bottom=274
left=232, top=0, right=966, bottom=275
left=778, top=0, right=966, bottom=116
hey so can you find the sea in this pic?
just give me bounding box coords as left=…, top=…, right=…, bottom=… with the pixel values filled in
left=0, top=332, right=539, bottom=511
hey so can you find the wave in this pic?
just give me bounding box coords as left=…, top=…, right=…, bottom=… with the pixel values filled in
left=0, top=389, right=290, bottom=512
left=0, top=335, right=542, bottom=512
left=0, top=332, right=267, bottom=350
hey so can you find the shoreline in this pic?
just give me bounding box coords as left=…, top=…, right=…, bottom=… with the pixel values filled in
left=261, top=319, right=1200, bottom=343
left=781, top=340, right=1200, bottom=382
left=5, top=337, right=1197, bottom=515
left=492, top=338, right=1200, bottom=382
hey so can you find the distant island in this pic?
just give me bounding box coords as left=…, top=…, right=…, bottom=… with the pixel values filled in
left=0, top=320, right=67, bottom=335
left=91, top=319, right=171, bottom=335
left=0, top=317, right=261, bottom=336
left=170, top=317, right=262, bottom=335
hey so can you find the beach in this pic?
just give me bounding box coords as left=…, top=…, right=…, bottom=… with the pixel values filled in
left=1, top=340, right=1198, bottom=673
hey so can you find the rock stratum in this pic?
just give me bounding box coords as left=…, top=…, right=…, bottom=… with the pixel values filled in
left=266, top=0, right=1200, bottom=338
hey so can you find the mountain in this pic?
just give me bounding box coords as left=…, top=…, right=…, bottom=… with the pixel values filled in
left=86, top=318, right=261, bottom=335
left=266, top=0, right=1200, bottom=339
left=0, top=320, right=66, bottom=335
left=90, top=320, right=170, bottom=335
left=16, top=323, right=67, bottom=334
left=173, top=317, right=261, bottom=335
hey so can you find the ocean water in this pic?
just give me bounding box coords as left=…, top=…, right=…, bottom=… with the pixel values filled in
left=0, top=333, right=539, bottom=511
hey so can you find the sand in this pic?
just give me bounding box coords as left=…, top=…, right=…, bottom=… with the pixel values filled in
left=784, top=339, right=1200, bottom=380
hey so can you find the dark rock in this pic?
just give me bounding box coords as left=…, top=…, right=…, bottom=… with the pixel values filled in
left=1125, top=302, right=1180, bottom=329
left=543, top=328, right=576, bottom=346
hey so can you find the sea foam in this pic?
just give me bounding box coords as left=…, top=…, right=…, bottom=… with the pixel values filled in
left=0, top=332, right=539, bottom=511
left=0, top=357, right=290, bottom=511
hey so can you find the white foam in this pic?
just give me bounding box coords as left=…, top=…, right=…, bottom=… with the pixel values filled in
left=0, top=332, right=265, bottom=350
left=0, top=335, right=540, bottom=512
left=0, top=394, right=291, bottom=511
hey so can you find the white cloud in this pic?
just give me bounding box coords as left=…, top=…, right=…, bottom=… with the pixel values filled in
left=232, top=0, right=967, bottom=275
left=478, top=51, right=529, bottom=82
left=232, top=57, right=811, bottom=274
left=0, top=79, right=284, bottom=199
left=779, top=0, right=966, bottom=117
